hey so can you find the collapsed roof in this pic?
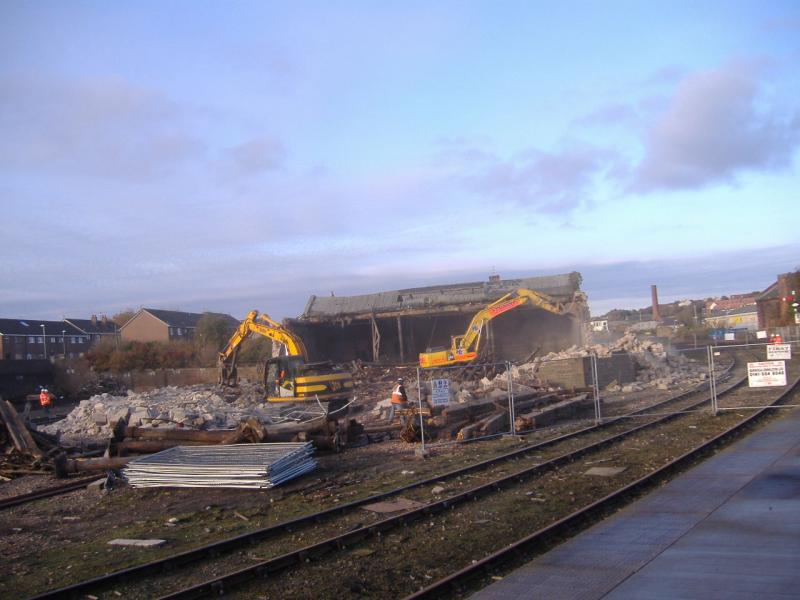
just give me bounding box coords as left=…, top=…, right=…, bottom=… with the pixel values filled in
left=300, top=272, right=584, bottom=322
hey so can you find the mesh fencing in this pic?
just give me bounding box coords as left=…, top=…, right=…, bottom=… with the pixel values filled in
left=412, top=340, right=799, bottom=453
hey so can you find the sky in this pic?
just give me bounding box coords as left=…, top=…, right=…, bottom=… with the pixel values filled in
left=1, top=1, right=798, bottom=321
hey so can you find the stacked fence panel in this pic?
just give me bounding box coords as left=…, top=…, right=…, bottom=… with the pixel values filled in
left=123, top=443, right=316, bottom=489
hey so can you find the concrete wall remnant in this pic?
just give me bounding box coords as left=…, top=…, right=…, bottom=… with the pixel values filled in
left=288, top=272, right=588, bottom=364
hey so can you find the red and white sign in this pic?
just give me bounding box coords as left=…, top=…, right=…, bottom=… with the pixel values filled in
left=766, top=344, right=791, bottom=360
left=747, top=361, right=786, bottom=387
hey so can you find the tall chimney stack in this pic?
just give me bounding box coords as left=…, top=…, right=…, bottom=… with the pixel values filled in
left=651, top=285, right=661, bottom=322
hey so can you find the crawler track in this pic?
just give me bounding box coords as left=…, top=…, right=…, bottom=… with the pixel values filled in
left=29, top=352, right=751, bottom=599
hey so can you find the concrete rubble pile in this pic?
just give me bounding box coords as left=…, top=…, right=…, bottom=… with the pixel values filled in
left=381, top=332, right=708, bottom=443
left=42, top=383, right=277, bottom=444
left=523, top=332, right=707, bottom=393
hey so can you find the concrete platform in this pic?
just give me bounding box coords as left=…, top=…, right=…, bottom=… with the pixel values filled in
left=472, top=407, right=800, bottom=600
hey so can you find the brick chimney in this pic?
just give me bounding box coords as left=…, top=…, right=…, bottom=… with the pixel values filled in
left=651, top=285, right=661, bottom=322
left=91, top=314, right=98, bottom=326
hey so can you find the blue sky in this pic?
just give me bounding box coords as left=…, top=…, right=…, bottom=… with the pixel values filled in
left=1, top=1, right=798, bottom=320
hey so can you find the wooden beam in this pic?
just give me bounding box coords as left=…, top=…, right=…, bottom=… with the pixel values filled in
left=396, top=316, right=404, bottom=362
left=371, top=315, right=381, bottom=362
left=0, top=400, right=42, bottom=457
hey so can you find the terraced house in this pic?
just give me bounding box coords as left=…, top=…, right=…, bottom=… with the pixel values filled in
left=0, top=319, right=90, bottom=360
left=119, top=308, right=239, bottom=343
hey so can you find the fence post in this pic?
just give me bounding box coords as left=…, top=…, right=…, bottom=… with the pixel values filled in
left=713, top=348, right=719, bottom=415
left=707, top=345, right=719, bottom=415
left=591, top=352, right=601, bottom=424
left=506, top=361, right=515, bottom=435
left=416, top=366, right=426, bottom=453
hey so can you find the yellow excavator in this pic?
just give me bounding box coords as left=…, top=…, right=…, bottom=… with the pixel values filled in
left=419, top=288, right=579, bottom=368
left=219, top=310, right=354, bottom=413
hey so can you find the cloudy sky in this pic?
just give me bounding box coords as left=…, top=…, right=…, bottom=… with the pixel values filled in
left=1, top=1, right=798, bottom=321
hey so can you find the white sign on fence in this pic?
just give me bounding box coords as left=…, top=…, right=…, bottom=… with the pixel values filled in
left=431, top=378, right=451, bottom=406
left=747, top=361, right=787, bottom=387
left=756, top=330, right=768, bottom=339
left=724, top=332, right=735, bottom=341
left=767, top=344, right=792, bottom=360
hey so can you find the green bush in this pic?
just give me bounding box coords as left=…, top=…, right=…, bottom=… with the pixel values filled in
left=87, top=340, right=199, bottom=373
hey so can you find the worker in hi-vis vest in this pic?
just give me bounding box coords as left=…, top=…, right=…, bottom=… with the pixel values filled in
left=39, top=387, right=53, bottom=416
left=387, top=378, right=409, bottom=426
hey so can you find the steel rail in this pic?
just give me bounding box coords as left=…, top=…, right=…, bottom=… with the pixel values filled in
left=27, top=353, right=743, bottom=600
left=0, top=476, right=101, bottom=511
left=149, top=359, right=751, bottom=599
left=405, top=373, right=800, bottom=600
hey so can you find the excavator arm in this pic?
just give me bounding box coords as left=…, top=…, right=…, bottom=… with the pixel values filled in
left=219, top=310, right=308, bottom=384
left=419, top=288, right=576, bottom=368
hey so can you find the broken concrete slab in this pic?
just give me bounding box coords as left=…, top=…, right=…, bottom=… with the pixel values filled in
left=584, top=466, right=627, bottom=477
left=86, top=478, right=107, bottom=493
left=362, top=497, right=425, bottom=513
left=107, top=538, right=167, bottom=548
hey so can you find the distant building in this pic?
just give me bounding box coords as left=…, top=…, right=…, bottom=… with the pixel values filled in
left=628, top=320, right=660, bottom=333
left=64, top=315, right=119, bottom=344
left=590, top=319, right=609, bottom=332
left=705, top=293, right=759, bottom=312
left=119, top=308, right=239, bottom=343
left=703, top=305, right=759, bottom=332
left=757, top=272, right=800, bottom=329
left=0, top=319, right=88, bottom=360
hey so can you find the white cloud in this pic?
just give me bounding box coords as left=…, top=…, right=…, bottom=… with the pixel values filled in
left=218, top=137, right=287, bottom=179
left=440, top=142, right=617, bottom=213
left=632, top=62, right=800, bottom=191
left=0, top=75, right=205, bottom=180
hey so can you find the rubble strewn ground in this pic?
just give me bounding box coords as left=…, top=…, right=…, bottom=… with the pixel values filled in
left=39, top=333, right=709, bottom=445
left=41, top=383, right=275, bottom=445
left=529, top=332, right=708, bottom=393
left=0, top=333, right=736, bottom=599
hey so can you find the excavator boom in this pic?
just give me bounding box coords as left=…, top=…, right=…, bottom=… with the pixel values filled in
left=218, top=310, right=353, bottom=411
left=419, top=288, right=577, bottom=368
left=219, top=310, right=308, bottom=365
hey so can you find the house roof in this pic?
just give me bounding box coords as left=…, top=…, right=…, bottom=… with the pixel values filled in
left=0, top=319, right=84, bottom=336
left=130, top=309, right=238, bottom=329
left=64, top=318, right=118, bottom=334
left=757, top=281, right=779, bottom=301
left=628, top=320, right=660, bottom=331
left=705, top=305, right=759, bottom=319
left=301, top=272, right=583, bottom=320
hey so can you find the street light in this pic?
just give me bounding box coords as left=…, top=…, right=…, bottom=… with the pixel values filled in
left=41, top=324, right=47, bottom=359
left=62, top=330, right=66, bottom=358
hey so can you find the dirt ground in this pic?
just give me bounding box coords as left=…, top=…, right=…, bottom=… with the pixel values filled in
left=0, top=357, right=748, bottom=598
left=0, top=430, right=542, bottom=597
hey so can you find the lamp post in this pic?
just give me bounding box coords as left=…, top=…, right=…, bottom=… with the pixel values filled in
left=41, top=324, right=47, bottom=359
left=62, top=330, right=66, bottom=358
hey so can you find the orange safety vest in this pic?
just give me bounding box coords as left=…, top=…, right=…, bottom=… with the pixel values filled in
left=39, top=391, right=52, bottom=407
left=391, top=384, right=407, bottom=404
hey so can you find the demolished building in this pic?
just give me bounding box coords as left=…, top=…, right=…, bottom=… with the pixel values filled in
left=287, top=272, right=589, bottom=364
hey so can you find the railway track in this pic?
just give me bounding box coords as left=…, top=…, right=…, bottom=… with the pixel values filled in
left=408, top=370, right=800, bottom=599
left=26, top=351, right=768, bottom=599
left=10, top=353, right=732, bottom=518
left=0, top=476, right=100, bottom=511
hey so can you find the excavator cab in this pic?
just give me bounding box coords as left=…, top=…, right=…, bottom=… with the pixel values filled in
left=265, top=355, right=304, bottom=398
left=219, top=310, right=354, bottom=416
